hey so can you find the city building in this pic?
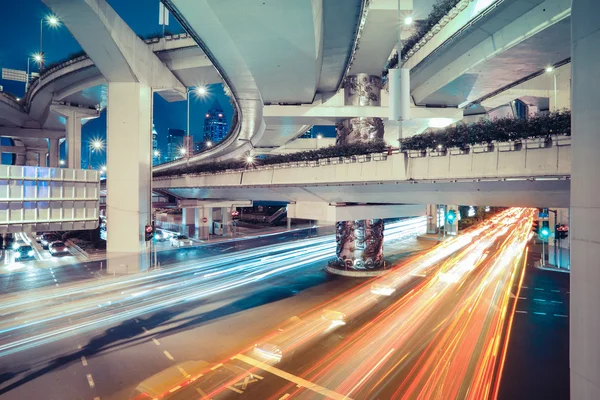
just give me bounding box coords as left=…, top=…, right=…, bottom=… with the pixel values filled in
left=203, top=100, right=228, bottom=144
left=299, top=127, right=314, bottom=138
left=166, top=128, right=185, bottom=162
left=152, top=124, right=160, bottom=164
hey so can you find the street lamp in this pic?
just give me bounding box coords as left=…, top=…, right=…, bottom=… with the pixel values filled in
left=179, top=147, right=187, bottom=158
left=206, top=141, right=213, bottom=148
left=40, top=15, right=60, bottom=70
left=59, top=159, right=65, bottom=166
left=245, top=155, right=254, bottom=164
left=88, top=138, right=105, bottom=169
left=404, top=16, right=413, bottom=25
left=186, top=86, right=208, bottom=152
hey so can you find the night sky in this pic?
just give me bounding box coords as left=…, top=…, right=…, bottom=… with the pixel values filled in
left=0, top=0, right=334, bottom=167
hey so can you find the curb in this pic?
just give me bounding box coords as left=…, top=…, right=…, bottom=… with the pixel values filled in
left=325, top=265, right=386, bottom=277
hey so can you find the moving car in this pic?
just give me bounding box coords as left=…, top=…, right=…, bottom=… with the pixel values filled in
left=170, top=235, right=192, bottom=247
left=14, top=245, right=35, bottom=261
left=371, top=283, right=396, bottom=296
left=49, top=241, right=68, bottom=256
left=154, top=229, right=168, bottom=242
left=253, top=343, right=283, bottom=363
left=321, top=309, right=347, bottom=326
left=41, top=233, right=61, bottom=249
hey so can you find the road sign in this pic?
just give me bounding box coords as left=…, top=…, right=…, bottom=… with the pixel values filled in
left=202, top=217, right=208, bottom=223
left=539, top=208, right=549, bottom=218
left=2, top=68, right=28, bottom=82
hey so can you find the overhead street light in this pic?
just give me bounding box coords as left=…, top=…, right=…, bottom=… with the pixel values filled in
left=187, top=85, right=209, bottom=145
left=404, top=16, right=413, bottom=25
left=87, top=138, right=105, bottom=169
left=545, top=66, right=554, bottom=73
left=206, top=141, right=213, bottom=147
left=40, top=14, right=61, bottom=70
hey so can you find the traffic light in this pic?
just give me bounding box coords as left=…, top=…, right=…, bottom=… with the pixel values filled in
left=532, top=220, right=540, bottom=234
left=446, top=209, right=457, bottom=225
left=144, top=224, right=154, bottom=241
left=540, top=220, right=550, bottom=240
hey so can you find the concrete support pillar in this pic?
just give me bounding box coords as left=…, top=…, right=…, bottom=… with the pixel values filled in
left=548, top=208, right=570, bottom=269
left=106, top=82, right=152, bottom=274
left=221, top=207, right=231, bottom=237
left=65, top=110, right=82, bottom=169
left=182, top=208, right=195, bottom=237
left=24, top=151, right=39, bottom=166
left=287, top=217, right=292, bottom=231
left=38, top=152, right=48, bottom=167
left=426, top=204, right=438, bottom=234
left=570, top=2, right=600, bottom=395
left=48, top=138, right=59, bottom=168
left=336, top=74, right=384, bottom=146
left=332, top=220, right=385, bottom=272
left=196, top=207, right=213, bottom=240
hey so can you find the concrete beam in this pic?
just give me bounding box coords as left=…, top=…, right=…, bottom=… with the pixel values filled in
left=54, top=75, right=107, bottom=102
left=288, top=202, right=425, bottom=222
left=412, top=0, right=571, bottom=105
left=42, top=0, right=186, bottom=101
left=177, top=199, right=252, bottom=208
left=0, top=127, right=65, bottom=139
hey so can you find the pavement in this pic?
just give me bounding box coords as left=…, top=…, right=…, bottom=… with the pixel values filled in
left=497, top=244, right=570, bottom=400
left=0, top=235, right=432, bottom=400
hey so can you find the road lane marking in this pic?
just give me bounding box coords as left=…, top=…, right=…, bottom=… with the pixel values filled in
left=551, top=289, right=560, bottom=293
left=142, top=327, right=148, bottom=332
left=134, top=318, right=139, bottom=323
left=554, top=314, right=568, bottom=318
left=77, top=345, right=82, bottom=350
left=521, top=286, right=528, bottom=289
left=152, top=338, right=160, bottom=346
left=518, top=297, right=526, bottom=300
left=515, top=311, right=527, bottom=314
left=81, top=356, right=88, bottom=366
left=279, top=395, right=290, bottom=400
left=533, top=298, right=546, bottom=302
left=86, top=374, right=95, bottom=388
left=233, top=353, right=352, bottom=400
left=533, top=312, right=546, bottom=315
left=234, top=376, right=258, bottom=389
left=196, top=388, right=211, bottom=398
left=534, top=288, right=544, bottom=291
left=226, top=385, right=244, bottom=394
left=176, top=366, right=190, bottom=377
left=210, top=363, right=223, bottom=371
left=164, top=351, right=174, bottom=360
left=551, top=300, right=563, bottom=304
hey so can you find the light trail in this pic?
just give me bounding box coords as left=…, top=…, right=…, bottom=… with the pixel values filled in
left=0, top=218, right=426, bottom=357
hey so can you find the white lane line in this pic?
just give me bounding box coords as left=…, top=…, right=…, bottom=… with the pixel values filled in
left=81, top=356, right=88, bottom=366
left=533, top=298, right=546, bottom=302
left=554, top=314, right=568, bottom=318
left=152, top=338, right=160, bottom=346
left=279, top=395, right=290, bottom=400
left=518, top=297, right=527, bottom=300
left=134, top=318, right=139, bottom=323
left=210, top=363, right=223, bottom=371
left=142, top=327, right=148, bottom=332
left=551, top=300, right=563, bottom=304
left=533, top=312, right=547, bottom=315
left=226, top=385, right=244, bottom=394
left=86, top=374, right=95, bottom=388
left=551, top=289, right=560, bottom=293
left=534, top=288, right=544, bottom=291
left=196, top=388, right=210, bottom=398
left=233, top=353, right=352, bottom=400
left=164, top=351, right=174, bottom=361
left=521, top=286, right=529, bottom=289
left=515, top=311, right=527, bottom=314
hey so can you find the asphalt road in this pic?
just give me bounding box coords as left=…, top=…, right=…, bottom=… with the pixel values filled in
left=0, top=229, right=431, bottom=399
left=0, top=227, right=329, bottom=294
left=497, top=245, right=570, bottom=400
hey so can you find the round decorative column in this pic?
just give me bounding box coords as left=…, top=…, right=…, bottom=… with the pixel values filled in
left=328, top=219, right=386, bottom=276
left=335, top=74, right=385, bottom=145
left=329, top=74, right=386, bottom=276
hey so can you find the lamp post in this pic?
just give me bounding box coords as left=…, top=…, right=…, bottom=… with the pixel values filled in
left=186, top=86, right=208, bottom=157
left=88, top=139, right=104, bottom=170
left=40, top=15, right=60, bottom=70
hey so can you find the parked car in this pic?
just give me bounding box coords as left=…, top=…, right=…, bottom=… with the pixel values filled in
left=14, top=245, right=35, bottom=261
left=170, top=235, right=192, bottom=247
left=41, top=233, right=61, bottom=249
left=49, top=241, right=69, bottom=256
left=35, top=232, right=45, bottom=242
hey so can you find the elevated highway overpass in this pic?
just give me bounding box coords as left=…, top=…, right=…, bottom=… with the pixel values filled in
left=153, top=136, right=571, bottom=209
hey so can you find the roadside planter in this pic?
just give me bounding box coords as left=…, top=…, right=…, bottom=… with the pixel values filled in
left=525, top=137, right=552, bottom=149
left=449, top=146, right=469, bottom=156
left=471, top=143, right=494, bottom=153
left=406, top=149, right=426, bottom=158
left=497, top=140, right=522, bottom=152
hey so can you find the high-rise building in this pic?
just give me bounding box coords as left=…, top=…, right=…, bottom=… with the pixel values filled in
left=166, top=128, right=185, bottom=162
left=299, top=127, right=314, bottom=138
left=152, top=124, right=160, bottom=164
left=203, top=100, right=228, bottom=144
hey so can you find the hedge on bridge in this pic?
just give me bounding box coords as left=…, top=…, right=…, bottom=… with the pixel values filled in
left=400, top=110, right=571, bottom=151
